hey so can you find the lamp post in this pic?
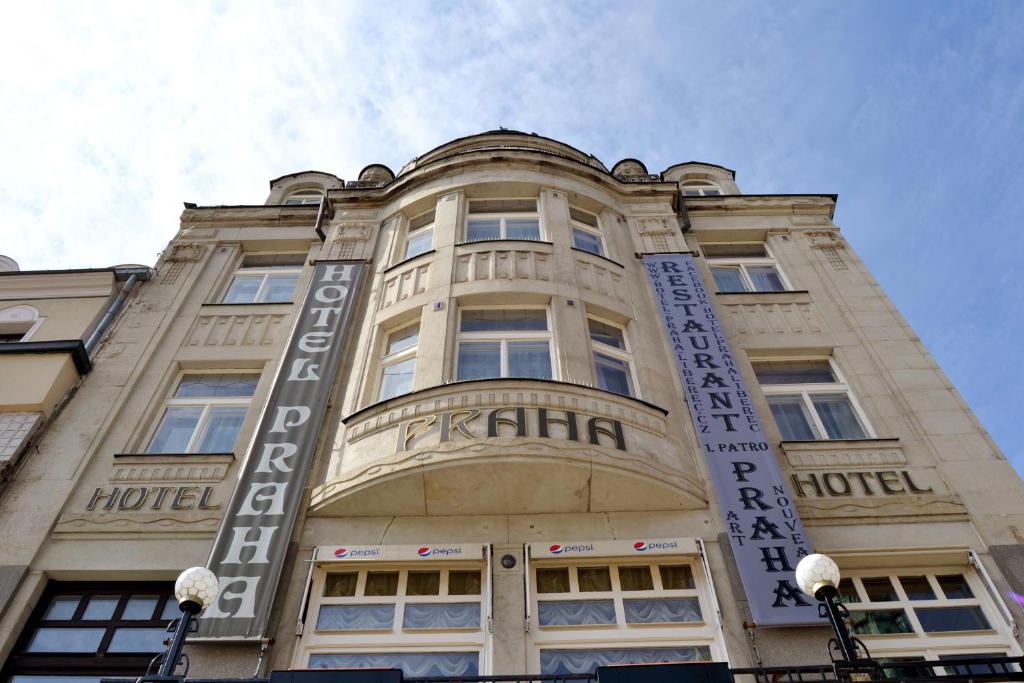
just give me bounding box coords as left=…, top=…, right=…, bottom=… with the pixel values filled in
left=158, top=566, right=220, bottom=678
left=795, top=553, right=859, bottom=663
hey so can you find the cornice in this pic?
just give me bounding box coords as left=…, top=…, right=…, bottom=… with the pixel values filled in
left=0, top=270, right=116, bottom=300
left=684, top=194, right=837, bottom=219
left=178, top=205, right=321, bottom=230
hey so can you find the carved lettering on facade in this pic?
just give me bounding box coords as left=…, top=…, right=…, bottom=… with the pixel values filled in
left=791, top=470, right=933, bottom=498
left=86, top=486, right=220, bottom=511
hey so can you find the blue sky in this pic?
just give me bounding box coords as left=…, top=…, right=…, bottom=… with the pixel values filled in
left=1, top=2, right=1022, bottom=471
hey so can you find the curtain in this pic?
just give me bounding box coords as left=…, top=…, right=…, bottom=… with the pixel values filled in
left=767, top=396, right=816, bottom=440
left=316, top=604, right=394, bottom=630
left=594, top=353, right=632, bottom=396
left=457, top=342, right=501, bottom=380
left=540, top=647, right=712, bottom=675
left=746, top=266, right=786, bottom=292
left=403, top=603, right=480, bottom=629
left=508, top=341, right=552, bottom=379
left=811, top=394, right=866, bottom=439
left=710, top=266, right=745, bottom=293
left=506, top=219, right=541, bottom=240
left=309, top=652, right=479, bottom=677
left=466, top=219, right=500, bottom=242
left=147, top=407, right=201, bottom=453
left=196, top=407, right=246, bottom=452
left=623, top=598, right=702, bottom=624
left=537, top=600, right=615, bottom=626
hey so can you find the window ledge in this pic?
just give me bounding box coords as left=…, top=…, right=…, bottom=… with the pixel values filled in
left=714, top=290, right=811, bottom=304
left=456, top=239, right=554, bottom=249
left=571, top=247, right=625, bottom=269
left=200, top=302, right=294, bottom=312
left=114, top=452, right=236, bottom=461
left=384, top=249, right=436, bottom=273
left=780, top=438, right=900, bottom=449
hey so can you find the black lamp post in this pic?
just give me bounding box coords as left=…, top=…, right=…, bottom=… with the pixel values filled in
left=158, top=566, right=220, bottom=678
left=795, top=553, right=860, bottom=663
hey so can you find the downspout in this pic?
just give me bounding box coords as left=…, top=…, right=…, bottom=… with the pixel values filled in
left=83, top=266, right=153, bottom=355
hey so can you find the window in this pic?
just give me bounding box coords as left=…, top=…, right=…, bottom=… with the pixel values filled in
left=837, top=569, right=1014, bottom=663
left=530, top=557, right=717, bottom=675
left=570, top=207, right=605, bottom=257
left=588, top=319, right=637, bottom=397
left=303, top=565, right=485, bottom=677
left=146, top=372, right=259, bottom=454
left=404, top=210, right=434, bottom=260
left=681, top=180, right=721, bottom=197
left=222, top=253, right=304, bottom=304
left=0, top=304, right=42, bottom=342
left=464, top=199, right=541, bottom=243
left=379, top=323, right=418, bottom=400
left=2, top=582, right=176, bottom=681
left=284, top=188, right=324, bottom=205
left=456, top=308, right=553, bottom=381
left=703, top=243, right=789, bottom=293
left=754, top=359, right=871, bottom=441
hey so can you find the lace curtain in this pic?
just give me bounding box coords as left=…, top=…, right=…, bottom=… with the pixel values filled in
left=403, top=603, right=480, bottom=629
left=623, top=598, right=702, bottom=624
left=540, top=646, right=711, bottom=675
left=538, top=600, right=616, bottom=626
left=316, top=604, right=394, bottom=630
left=309, top=652, right=479, bottom=677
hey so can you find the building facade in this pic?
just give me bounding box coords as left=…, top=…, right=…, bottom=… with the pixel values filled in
left=1, top=131, right=1023, bottom=681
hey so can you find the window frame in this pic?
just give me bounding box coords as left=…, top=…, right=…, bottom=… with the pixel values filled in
left=378, top=321, right=419, bottom=401
left=569, top=207, right=606, bottom=257
left=2, top=581, right=177, bottom=680
left=0, top=305, right=44, bottom=342
left=587, top=317, right=640, bottom=399
left=836, top=567, right=1018, bottom=663
left=754, top=357, right=874, bottom=441
left=703, top=241, right=792, bottom=293
left=528, top=555, right=723, bottom=674
left=454, top=306, right=556, bottom=382
left=298, top=562, right=487, bottom=675
left=403, top=210, right=435, bottom=261
left=463, top=198, right=543, bottom=243
left=284, top=188, right=325, bottom=205
left=144, top=370, right=260, bottom=455
left=680, top=180, right=722, bottom=197
left=220, top=253, right=306, bottom=305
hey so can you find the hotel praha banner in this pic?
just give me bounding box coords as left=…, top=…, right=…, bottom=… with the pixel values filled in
left=644, top=253, right=819, bottom=626
left=200, top=261, right=366, bottom=638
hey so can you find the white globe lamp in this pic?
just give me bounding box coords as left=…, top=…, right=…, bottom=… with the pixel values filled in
left=795, top=553, right=841, bottom=599
left=174, top=566, right=220, bottom=614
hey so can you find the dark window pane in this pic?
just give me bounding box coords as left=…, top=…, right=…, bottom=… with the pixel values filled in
left=703, top=243, right=767, bottom=258
left=460, top=309, right=547, bottom=332
left=107, top=627, right=168, bottom=653
left=468, top=199, right=536, bottom=213
left=466, top=219, right=500, bottom=242
left=594, top=352, right=633, bottom=396
left=175, top=373, right=260, bottom=398
left=536, top=568, right=570, bottom=594
left=123, top=596, right=158, bottom=620
left=82, top=596, right=119, bottom=620
left=364, top=572, right=399, bottom=596
left=878, top=658, right=930, bottom=679
left=448, top=571, right=481, bottom=596
left=26, top=627, right=105, bottom=653
left=937, top=574, right=974, bottom=599
left=43, top=596, right=80, bottom=620
left=324, top=573, right=358, bottom=597
left=409, top=211, right=435, bottom=231
left=506, top=219, right=540, bottom=241
left=918, top=606, right=991, bottom=632
left=747, top=265, right=786, bottom=292
left=939, top=654, right=1013, bottom=675
left=710, top=266, right=746, bottom=293
left=849, top=609, right=913, bottom=635
left=588, top=320, right=625, bottom=349
left=660, top=565, right=695, bottom=590
left=507, top=341, right=551, bottom=379
left=754, top=361, right=835, bottom=384
left=456, top=342, right=501, bottom=381
left=812, top=394, right=867, bottom=440
left=406, top=571, right=441, bottom=596
left=618, top=566, right=654, bottom=591
left=837, top=578, right=859, bottom=604
left=862, top=577, right=898, bottom=602
left=577, top=567, right=612, bottom=592
left=160, top=599, right=180, bottom=621
left=569, top=207, right=598, bottom=227
left=767, top=395, right=817, bottom=440
left=899, top=576, right=936, bottom=600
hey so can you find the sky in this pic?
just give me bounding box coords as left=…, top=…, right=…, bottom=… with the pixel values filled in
left=1, top=1, right=1022, bottom=472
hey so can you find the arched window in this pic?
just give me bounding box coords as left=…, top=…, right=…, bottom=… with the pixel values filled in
left=680, top=181, right=721, bottom=197
left=284, top=188, right=324, bottom=205
left=0, top=304, right=42, bottom=342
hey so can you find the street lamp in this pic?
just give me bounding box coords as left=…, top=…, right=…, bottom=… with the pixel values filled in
left=795, top=553, right=861, bottom=663
left=158, top=567, right=220, bottom=677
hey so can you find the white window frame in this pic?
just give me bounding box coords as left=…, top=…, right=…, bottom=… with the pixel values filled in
left=378, top=322, right=419, bottom=401
left=0, top=304, right=44, bottom=342
left=297, top=562, right=487, bottom=674
left=569, top=207, right=606, bottom=257
left=144, top=371, right=259, bottom=454
left=837, top=566, right=1020, bottom=663
left=754, top=357, right=874, bottom=441
left=528, top=555, right=726, bottom=673
left=587, top=317, right=640, bottom=399
left=403, top=210, right=435, bottom=261
left=681, top=180, right=722, bottom=197
left=455, top=307, right=556, bottom=382
left=221, top=253, right=305, bottom=304
left=285, top=188, right=324, bottom=205
left=463, top=198, right=543, bottom=243
left=704, top=242, right=792, bottom=293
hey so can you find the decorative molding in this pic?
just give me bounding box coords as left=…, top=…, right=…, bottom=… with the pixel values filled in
left=454, top=247, right=552, bottom=285
left=111, top=455, right=234, bottom=483
left=164, top=243, right=207, bottom=262
left=781, top=438, right=906, bottom=469
left=379, top=261, right=430, bottom=310
left=185, top=312, right=289, bottom=347
left=719, top=301, right=827, bottom=335
left=799, top=495, right=967, bottom=526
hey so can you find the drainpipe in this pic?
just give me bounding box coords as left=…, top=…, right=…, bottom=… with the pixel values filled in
left=83, top=266, right=153, bottom=355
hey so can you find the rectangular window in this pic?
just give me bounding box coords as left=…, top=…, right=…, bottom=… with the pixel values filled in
left=146, top=372, right=259, bottom=454
left=222, top=253, right=304, bottom=304
left=570, top=207, right=605, bottom=257
left=530, top=556, right=716, bottom=676
left=588, top=318, right=637, bottom=397
left=465, top=199, right=541, bottom=242
left=754, top=359, right=871, bottom=441
left=6, top=583, right=176, bottom=680
left=703, top=242, right=789, bottom=293
left=404, top=211, right=434, bottom=260
left=378, top=323, right=418, bottom=401
left=456, top=308, right=553, bottom=381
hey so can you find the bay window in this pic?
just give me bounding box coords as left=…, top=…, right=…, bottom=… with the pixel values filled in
left=456, top=308, right=553, bottom=381
left=753, top=359, right=871, bottom=441
left=570, top=207, right=605, bottom=257
left=221, top=253, right=305, bottom=304
left=465, top=198, right=541, bottom=242
left=703, top=243, right=789, bottom=293
left=379, top=323, right=418, bottom=401
left=588, top=318, right=637, bottom=397
left=146, top=372, right=259, bottom=454
left=404, top=210, right=434, bottom=260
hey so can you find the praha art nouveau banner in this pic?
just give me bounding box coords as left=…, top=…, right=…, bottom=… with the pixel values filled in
left=200, top=261, right=366, bottom=638
left=644, top=253, right=819, bottom=626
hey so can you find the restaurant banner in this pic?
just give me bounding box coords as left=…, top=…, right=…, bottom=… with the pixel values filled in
left=200, top=261, right=366, bottom=638
left=643, top=253, right=819, bottom=626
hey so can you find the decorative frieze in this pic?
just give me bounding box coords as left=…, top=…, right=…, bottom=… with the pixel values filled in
left=185, top=312, right=288, bottom=347
left=380, top=261, right=430, bottom=310
left=454, top=248, right=552, bottom=284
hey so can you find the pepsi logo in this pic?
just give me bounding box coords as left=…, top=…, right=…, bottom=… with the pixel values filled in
left=334, top=548, right=349, bottom=558
left=418, top=547, right=432, bottom=557
left=634, top=541, right=649, bottom=551
left=549, top=544, right=564, bottom=554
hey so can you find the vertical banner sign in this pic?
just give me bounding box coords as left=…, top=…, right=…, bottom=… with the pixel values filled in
left=200, top=261, right=366, bottom=638
left=643, top=254, right=819, bottom=626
